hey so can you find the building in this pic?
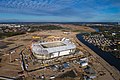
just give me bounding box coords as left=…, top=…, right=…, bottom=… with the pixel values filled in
left=31, top=38, right=76, bottom=59
left=79, top=58, right=88, bottom=67
left=84, top=66, right=96, bottom=79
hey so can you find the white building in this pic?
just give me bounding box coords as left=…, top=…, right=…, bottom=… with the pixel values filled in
left=31, top=38, right=76, bottom=59
left=80, top=61, right=88, bottom=67
left=79, top=58, right=88, bottom=67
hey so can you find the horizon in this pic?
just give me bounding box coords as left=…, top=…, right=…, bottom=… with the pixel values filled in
left=0, top=21, right=118, bottom=23
left=0, top=0, right=120, bottom=22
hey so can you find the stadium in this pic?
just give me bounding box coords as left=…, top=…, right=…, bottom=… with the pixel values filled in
left=31, top=38, right=76, bottom=59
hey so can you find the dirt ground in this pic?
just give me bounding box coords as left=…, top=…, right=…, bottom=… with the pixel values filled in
left=0, top=26, right=119, bottom=80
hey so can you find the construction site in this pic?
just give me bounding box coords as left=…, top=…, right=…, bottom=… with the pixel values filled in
left=0, top=30, right=120, bottom=80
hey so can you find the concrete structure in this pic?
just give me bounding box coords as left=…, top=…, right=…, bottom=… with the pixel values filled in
left=80, top=61, right=88, bottom=67
left=79, top=58, right=88, bottom=67
left=31, top=38, right=76, bottom=59
left=84, top=66, right=96, bottom=79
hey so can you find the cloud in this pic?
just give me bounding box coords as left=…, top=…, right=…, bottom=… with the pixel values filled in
left=0, top=0, right=119, bottom=22
left=0, top=0, right=79, bottom=16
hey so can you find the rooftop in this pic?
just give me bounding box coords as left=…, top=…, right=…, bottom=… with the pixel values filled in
left=32, top=38, right=76, bottom=54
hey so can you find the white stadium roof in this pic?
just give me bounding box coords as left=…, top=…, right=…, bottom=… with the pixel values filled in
left=32, top=38, right=76, bottom=54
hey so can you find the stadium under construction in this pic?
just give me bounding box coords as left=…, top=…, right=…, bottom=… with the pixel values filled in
left=31, top=38, right=76, bottom=59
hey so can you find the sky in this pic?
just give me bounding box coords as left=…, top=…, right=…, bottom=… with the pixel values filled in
left=0, top=0, right=120, bottom=22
